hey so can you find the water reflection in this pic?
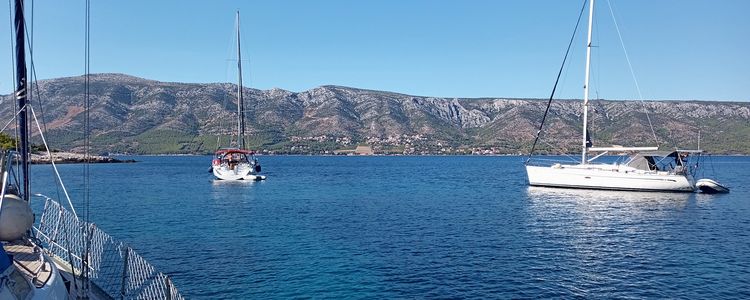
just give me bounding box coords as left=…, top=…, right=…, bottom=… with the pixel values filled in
left=526, top=186, right=693, bottom=211
left=210, top=179, right=265, bottom=203
left=210, top=179, right=262, bottom=187
left=522, top=186, right=697, bottom=296
left=524, top=185, right=694, bottom=235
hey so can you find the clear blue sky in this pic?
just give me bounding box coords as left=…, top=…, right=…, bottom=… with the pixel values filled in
left=1, top=0, right=748, bottom=100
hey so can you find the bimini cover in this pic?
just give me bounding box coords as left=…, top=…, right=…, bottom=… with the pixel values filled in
left=0, top=244, right=11, bottom=273
left=626, top=151, right=677, bottom=171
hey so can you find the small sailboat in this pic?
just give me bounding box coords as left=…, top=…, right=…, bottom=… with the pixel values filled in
left=525, top=0, right=702, bottom=192
left=211, top=11, right=265, bottom=181
left=212, top=148, right=264, bottom=181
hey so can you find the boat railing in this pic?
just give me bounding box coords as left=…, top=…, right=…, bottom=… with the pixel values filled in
left=524, top=156, right=581, bottom=167
left=33, top=196, right=184, bottom=300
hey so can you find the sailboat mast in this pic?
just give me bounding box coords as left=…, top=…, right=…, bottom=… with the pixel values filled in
left=236, top=11, right=246, bottom=149
left=14, top=0, right=29, bottom=201
left=581, top=0, right=594, bottom=164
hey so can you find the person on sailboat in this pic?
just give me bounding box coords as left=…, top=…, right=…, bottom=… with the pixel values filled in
left=228, top=154, right=237, bottom=170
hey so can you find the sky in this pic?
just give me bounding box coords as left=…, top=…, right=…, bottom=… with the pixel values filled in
left=1, top=0, right=748, bottom=101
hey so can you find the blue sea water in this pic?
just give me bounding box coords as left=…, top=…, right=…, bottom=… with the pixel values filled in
left=29, top=155, right=750, bottom=299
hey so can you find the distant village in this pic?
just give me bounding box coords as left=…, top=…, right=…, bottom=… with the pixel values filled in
left=273, top=134, right=521, bottom=155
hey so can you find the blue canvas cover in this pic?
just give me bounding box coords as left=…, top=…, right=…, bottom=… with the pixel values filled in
left=0, top=244, right=11, bottom=273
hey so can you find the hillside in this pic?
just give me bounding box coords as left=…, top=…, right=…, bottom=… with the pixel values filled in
left=1, top=73, right=748, bottom=154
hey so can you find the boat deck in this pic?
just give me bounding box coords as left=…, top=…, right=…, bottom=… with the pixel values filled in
left=3, top=241, right=112, bottom=299
left=4, top=242, right=52, bottom=288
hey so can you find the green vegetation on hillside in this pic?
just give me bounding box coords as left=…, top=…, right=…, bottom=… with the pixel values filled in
left=1, top=132, right=51, bottom=152
left=0, top=132, right=15, bottom=150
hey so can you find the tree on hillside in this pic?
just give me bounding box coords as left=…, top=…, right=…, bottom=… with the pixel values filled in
left=0, top=132, right=16, bottom=150
left=0, top=132, right=51, bottom=152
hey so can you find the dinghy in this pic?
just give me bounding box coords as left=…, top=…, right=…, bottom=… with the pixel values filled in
left=696, top=179, right=730, bottom=194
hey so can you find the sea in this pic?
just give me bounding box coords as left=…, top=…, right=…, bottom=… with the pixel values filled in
left=29, top=155, right=750, bottom=299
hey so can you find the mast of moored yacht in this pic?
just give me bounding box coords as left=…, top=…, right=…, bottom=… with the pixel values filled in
left=581, top=0, right=594, bottom=164
left=236, top=11, right=246, bottom=149
left=14, top=0, right=29, bottom=201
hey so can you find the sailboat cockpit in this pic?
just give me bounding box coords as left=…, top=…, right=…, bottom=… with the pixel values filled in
left=625, top=150, right=701, bottom=174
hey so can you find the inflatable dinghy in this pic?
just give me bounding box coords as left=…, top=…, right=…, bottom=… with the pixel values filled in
left=696, top=178, right=730, bottom=194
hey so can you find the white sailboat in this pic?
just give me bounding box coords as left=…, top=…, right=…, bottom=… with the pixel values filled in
left=525, top=0, right=701, bottom=192
left=2, top=1, right=183, bottom=298
left=212, top=11, right=265, bottom=181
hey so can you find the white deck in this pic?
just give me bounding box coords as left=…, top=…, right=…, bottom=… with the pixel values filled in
left=5, top=243, right=52, bottom=288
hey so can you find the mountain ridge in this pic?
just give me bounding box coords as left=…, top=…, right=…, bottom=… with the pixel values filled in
left=1, top=73, right=748, bottom=154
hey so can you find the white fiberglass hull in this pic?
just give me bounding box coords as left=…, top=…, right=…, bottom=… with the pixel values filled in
left=526, top=164, right=695, bottom=192
left=1, top=247, right=68, bottom=300
left=212, top=163, right=265, bottom=181
left=34, top=253, right=68, bottom=300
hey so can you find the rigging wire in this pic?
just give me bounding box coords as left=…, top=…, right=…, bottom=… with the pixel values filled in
left=22, top=0, right=65, bottom=203
left=215, top=22, right=236, bottom=150
left=0, top=105, right=78, bottom=220
left=7, top=0, right=20, bottom=183
left=219, top=17, right=238, bottom=149
left=0, top=104, right=24, bottom=132
left=12, top=0, right=65, bottom=205
left=593, top=2, right=601, bottom=101
left=28, top=105, right=77, bottom=218
left=9, top=0, right=89, bottom=294
left=541, top=139, right=581, bottom=163
left=605, top=0, right=659, bottom=146
left=526, top=0, right=588, bottom=164
left=6, top=1, right=17, bottom=144
left=82, top=0, right=92, bottom=295
left=16, top=0, right=78, bottom=239
left=217, top=14, right=253, bottom=149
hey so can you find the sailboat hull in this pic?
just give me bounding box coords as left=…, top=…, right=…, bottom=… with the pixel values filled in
left=212, top=163, right=265, bottom=181
left=526, top=164, right=696, bottom=192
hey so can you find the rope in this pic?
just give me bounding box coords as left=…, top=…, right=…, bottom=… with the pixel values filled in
left=605, top=0, right=659, bottom=146
left=526, top=0, right=588, bottom=164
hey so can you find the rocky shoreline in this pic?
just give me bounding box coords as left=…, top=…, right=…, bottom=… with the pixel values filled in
left=30, top=152, right=136, bottom=164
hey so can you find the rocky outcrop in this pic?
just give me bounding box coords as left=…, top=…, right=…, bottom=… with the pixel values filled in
left=30, top=152, right=136, bottom=164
